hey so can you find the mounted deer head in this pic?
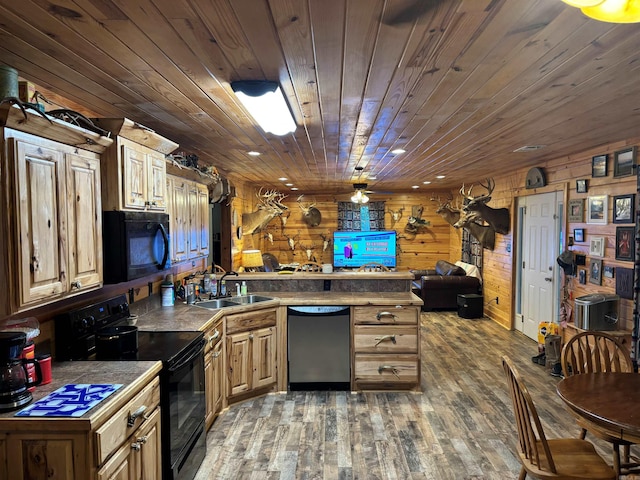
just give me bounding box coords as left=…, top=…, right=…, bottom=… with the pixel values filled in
left=320, top=232, right=332, bottom=251
left=299, top=241, right=317, bottom=260
left=242, top=188, right=288, bottom=235
left=460, top=178, right=510, bottom=234
left=283, top=232, right=299, bottom=251
left=452, top=210, right=496, bottom=250
left=434, top=194, right=461, bottom=227
left=297, top=195, right=322, bottom=227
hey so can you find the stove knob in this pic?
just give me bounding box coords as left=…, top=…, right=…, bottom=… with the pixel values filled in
left=86, top=315, right=95, bottom=328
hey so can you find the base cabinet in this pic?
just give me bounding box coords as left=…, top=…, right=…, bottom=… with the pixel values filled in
left=204, top=320, right=224, bottom=431
left=352, top=305, right=421, bottom=391
left=1, top=376, right=161, bottom=480
left=225, top=308, right=277, bottom=401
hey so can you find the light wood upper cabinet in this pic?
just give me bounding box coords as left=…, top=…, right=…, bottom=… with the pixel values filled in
left=93, top=118, right=177, bottom=213
left=166, top=174, right=210, bottom=263
left=66, top=152, right=103, bottom=292
left=1, top=129, right=104, bottom=315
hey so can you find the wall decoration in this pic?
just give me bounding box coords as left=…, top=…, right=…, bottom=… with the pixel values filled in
left=573, top=228, right=585, bottom=243
left=576, top=179, right=588, bottom=193
left=525, top=167, right=546, bottom=188
left=337, top=201, right=385, bottom=231
left=578, top=269, right=586, bottom=284
left=592, top=154, right=608, bottom=178
left=616, top=267, right=634, bottom=299
left=589, top=258, right=602, bottom=285
left=613, top=194, right=635, bottom=223
left=589, top=236, right=605, bottom=257
left=604, top=265, right=614, bottom=278
left=615, top=226, right=635, bottom=261
left=586, top=195, right=607, bottom=224
left=614, top=146, right=637, bottom=178
left=568, top=199, right=583, bottom=222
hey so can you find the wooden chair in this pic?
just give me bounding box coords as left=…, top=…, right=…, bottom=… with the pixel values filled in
left=294, top=262, right=322, bottom=272
left=501, top=356, right=615, bottom=480
left=561, top=331, right=637, bottom=476
left=356, top=262, right=390, bottom=272
left=213, top=264, right=226, bottom=274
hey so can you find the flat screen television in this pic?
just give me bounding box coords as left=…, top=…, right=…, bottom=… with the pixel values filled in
left=333, top=230, right=397, bottom=268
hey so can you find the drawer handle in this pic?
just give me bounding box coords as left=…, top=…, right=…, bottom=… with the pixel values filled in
left=376, top=311, right=396, bottom=321
left=136, top=435, right=148, bottom=444
left=71, top=280, right=82, bottom=289
left=128, top=405, right=148, bottom=427
left=208, top=329, right=220, bottom=344
left=374, top=335, right=397, bottom=346
left=377, top=365, right=400, bottom=378
left=131, top=442, right=141, bottom=452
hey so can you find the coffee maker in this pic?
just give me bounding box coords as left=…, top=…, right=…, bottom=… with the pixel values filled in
left=0, top=331, right=42, bottom=412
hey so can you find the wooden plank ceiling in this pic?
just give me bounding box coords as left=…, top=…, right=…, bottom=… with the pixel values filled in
left=0, top=0, right=639, bottom=194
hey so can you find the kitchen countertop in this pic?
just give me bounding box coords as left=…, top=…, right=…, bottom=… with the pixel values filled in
left=131, top=291, right=422, bottom=331
left=0, top=360, right=162, bottom=427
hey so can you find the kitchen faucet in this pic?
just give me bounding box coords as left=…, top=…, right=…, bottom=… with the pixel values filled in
left=213, top=271, right=238, bottom=298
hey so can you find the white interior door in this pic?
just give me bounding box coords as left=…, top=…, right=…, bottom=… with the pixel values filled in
left=518, top=192, right=559, bottom=341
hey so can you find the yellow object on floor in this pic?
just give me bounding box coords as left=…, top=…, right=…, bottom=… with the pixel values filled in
left=537, top=321, right=559, bottom=344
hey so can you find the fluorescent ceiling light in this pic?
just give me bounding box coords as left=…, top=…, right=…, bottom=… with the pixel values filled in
left=231, top=81, right=296, bottom=135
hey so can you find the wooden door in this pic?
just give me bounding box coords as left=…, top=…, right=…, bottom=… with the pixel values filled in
left=122, top=143, right=147, bottom=210
left=187, top=182, right=200, bottom=259
left=252, top=327, right=277, bottom=389
left=146, top=152, right=166, bottom=211
left=227, top=331, right=252, bottom=396
left=197, top=183, right=210, bottom=258
left=66, top=150, right=102, bottom=291
left=14, top=137, right=67, bottom=306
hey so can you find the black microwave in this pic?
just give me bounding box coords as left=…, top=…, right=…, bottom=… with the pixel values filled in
left=103, top=211, right=170, bottom=284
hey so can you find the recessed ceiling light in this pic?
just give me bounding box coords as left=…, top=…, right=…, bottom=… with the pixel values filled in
left=278, top=177, right=288, bottom=181
left=285, top=183, right=294, bottom=187
left=248, top=151, right=261, bottom=156
left=436, top=175, right=446, bottom=179
left=411, top=185, right=419, bottom=189
left=423, top=181, right=431, bottom=185
left=391, top=148, right=406, bottom=155
left=291, top=187, right=299, bottom=191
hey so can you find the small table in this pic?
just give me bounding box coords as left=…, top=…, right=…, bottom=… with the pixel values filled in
left=556, top=373, right=640, bottom=443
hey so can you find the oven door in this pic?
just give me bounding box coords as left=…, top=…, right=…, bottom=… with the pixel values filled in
left=165, top=338, right=206, bottom=476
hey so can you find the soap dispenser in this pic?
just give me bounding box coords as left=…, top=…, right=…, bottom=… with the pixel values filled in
left=241, top=281, right=247, bottom=296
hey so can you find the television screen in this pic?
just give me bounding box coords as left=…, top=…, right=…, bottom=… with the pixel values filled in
left=333, top=230, right=397, bottom=268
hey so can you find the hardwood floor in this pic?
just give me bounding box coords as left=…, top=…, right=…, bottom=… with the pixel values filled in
left=195, top=311, right=614, bottom=479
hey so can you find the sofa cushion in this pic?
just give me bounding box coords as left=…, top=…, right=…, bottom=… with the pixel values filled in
left=410, top=269, right=435, bottom=280
left=435, top=260, right=466, bottom=276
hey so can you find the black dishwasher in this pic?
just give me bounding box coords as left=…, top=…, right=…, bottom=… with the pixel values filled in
left=287, top=306, right=350, bottom=390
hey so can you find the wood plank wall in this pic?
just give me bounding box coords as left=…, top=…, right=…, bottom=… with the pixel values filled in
left=232, top=135, right=640, bottom=334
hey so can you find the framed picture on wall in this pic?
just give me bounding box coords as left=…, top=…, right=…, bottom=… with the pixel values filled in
left=589, top=258, right=602, bottom=285
left=613, top=194, right=635, bottom=223
left=614, top=146, right=637, bottom=178
left=592, top=154, right=608, bottom=177
left=616, top=226, right=635, bottom=261
left=576, top=179, right=588, bottom=193
left=587, top=195, right=608, bottom=224
left=573, top=228, right=585, bottom=243
left=568, top=199, right=583, bottom=222
left=589, top=236, right=605, bottom=257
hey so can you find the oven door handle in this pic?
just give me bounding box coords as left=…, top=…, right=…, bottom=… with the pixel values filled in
left=157, top=223, right=169, bottom=270
left=167, top=339, right=206, bottom=373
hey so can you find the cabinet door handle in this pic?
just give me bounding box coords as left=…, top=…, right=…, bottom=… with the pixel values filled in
left=127, top=405, right=148, bottom=427
left=131, top=442, right=141, bottom=452
left=208, top=329, right=220, bottom=345
left=136, top=435, right=148, bottom=444
left=374, top=335, right=397, bottom=346
left=248, top=334, right=254, bottom=340
left=376, top=311, right=396, bottom=321
left=213, top=350, right=221, bottom=358
left=70, top=280, right=82, bottom=289
left=377, top=365, right=400, bottom=378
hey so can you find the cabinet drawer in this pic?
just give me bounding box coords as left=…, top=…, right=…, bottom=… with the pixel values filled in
left=353, top=306, right=418, bottom=325
left=354, top=354, right=419, bottom=384
left=353, top=325, right=418, bottom=353
left=226, top=308, right=276, bottom=334
left=95, top=377, right=160, bottom=465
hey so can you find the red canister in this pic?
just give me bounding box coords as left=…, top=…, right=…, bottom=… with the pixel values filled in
left=36, top=354, right=52, bottom=385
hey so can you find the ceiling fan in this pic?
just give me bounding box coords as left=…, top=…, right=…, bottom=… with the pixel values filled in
left=384, top=0, right=445, bottom=25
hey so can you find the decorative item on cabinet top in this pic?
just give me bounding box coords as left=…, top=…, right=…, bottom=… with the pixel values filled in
left=525, top=167, right=546, bottom=189
left=90, top=117, right=178, bottom=154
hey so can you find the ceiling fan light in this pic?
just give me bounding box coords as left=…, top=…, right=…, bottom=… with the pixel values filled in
left=582, top=0, right=640, bottom=22
left=561, top=0, right=604, bottom=7
left=231, top=81, right=296, bottom=135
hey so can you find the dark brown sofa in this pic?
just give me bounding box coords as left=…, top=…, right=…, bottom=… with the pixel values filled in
left=411, top=260, right=481, bottom=311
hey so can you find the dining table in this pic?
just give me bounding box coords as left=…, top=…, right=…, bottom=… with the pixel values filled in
left=556, top=372, right=640, bottom=444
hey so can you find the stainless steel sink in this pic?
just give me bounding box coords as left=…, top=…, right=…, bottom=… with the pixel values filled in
left=193, top=299, right=239, bottom=309
left=227, top=295, right=274, bottom=304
